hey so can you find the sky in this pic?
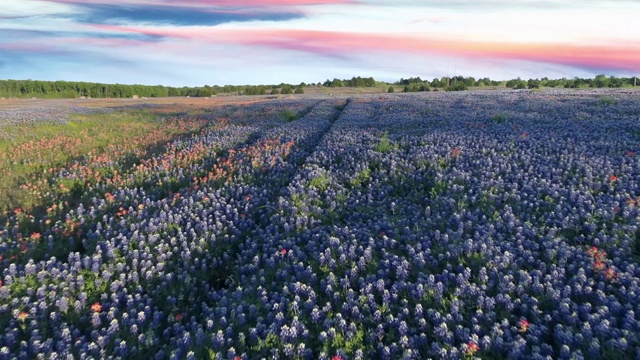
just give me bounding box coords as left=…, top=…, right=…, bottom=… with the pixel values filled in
left=1, top=0, right=639, bottom=86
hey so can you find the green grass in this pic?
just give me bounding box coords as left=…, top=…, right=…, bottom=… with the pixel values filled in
left=0, top=110, right=206, bottom=212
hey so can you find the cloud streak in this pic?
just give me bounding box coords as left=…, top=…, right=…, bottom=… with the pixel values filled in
left=98, top=26, right=640, bottom=72
left=63, top=3, right=304, bottom=26
left=43, top=0, right=356, bottom=9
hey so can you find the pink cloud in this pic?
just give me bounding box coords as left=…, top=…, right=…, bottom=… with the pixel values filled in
left=92, top=26, right=640, bottom=72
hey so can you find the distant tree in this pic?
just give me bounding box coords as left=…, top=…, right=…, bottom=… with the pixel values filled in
left=446, top=83, right=468, bottom=91
left=608, top=76, right=625, bottom=88
left=280, top=86, right=293, bottom=94
left=323, top=76, right=377, bottom=87
left=388, top=86, right=395, bottom=93
left=475, top=77, right=492, bottom=87
left=431, top=78, right=444, bottom=88
left=506, top=77, right=527, bottom=89
left=592, top=74, right=608, bottom=88
left=295, top=87, right=304, bottom=94
left=271, top=89, right=280, bottom=95
left=571, top=77, right=586, bottom=88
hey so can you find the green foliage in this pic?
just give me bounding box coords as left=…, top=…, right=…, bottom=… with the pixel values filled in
left=0, top=80, right=175, bottom=99
left=445, top=83, right=468, bottom=91
left=78, top=270, right=110, bottom=303
left=310, top=173, right=330, bottom=192
left=491, top=113, right=508, bottom=124
left=0, top=80, right=293, bottom=99
left=0, top=74, right=636, bottom=99
left=599, top=96, right=618, bottom=106
left=252, top=332, right=281, bottom=353
left=375, top=133, right=397, bottom=153
left=387, top=86, right=395, bottom=93
left=294, top=87, right=304, bottom=94
left=271, top=89, right=280, bottom=95
left=291, top=193, right=307, bottom=213
left=280, top=85, right=293, bottom=94
left=527, top=78, right=541, bottom=89
left=349, top=167, right=371, bottom=188
left=633, top=228, right=640, bottom=261
left=281, top=109, right=299, bottom=122
left=243, top=86, right=266, bottom=95
left=323, top=76, right=377, bottom=88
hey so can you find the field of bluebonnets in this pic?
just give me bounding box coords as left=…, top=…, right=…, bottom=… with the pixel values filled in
left=1, top=89, right=640, bottom=359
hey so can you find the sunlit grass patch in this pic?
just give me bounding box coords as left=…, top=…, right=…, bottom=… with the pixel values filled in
left=0, top=110, right=208, bottom=211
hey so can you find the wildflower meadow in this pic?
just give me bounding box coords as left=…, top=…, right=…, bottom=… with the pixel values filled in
left=1, top=89, right=640, bottom=359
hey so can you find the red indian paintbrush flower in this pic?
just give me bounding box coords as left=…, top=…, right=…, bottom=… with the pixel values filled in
left=593, top=261, right=606, bottom=272
left=605, top=268, right=617, bottom=281
left=466, top=341, right=479, bottom=356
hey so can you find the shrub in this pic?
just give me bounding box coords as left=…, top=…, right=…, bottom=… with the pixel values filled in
left=491, top=113, right=508, bottom=124
left=445, top=83, right=468, bottom=91
left=281, top=109, right=299, bottom=122
left=599, top=96, right=617, bottom=106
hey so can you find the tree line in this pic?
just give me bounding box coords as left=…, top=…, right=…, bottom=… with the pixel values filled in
left=393, top=74, right=637, bottom=92
left=322, top=76, right=377, bottom=88
left=0, top=74, right=636, bottom=99
left=0, top=80, right=306, bottom=99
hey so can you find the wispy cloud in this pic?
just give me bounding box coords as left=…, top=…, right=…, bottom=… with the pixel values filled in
left=0, top=28, right=162, bottom=42
left=97, top=26, right=640, bottom=72
left=62, top=3, right=304, bottom=26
